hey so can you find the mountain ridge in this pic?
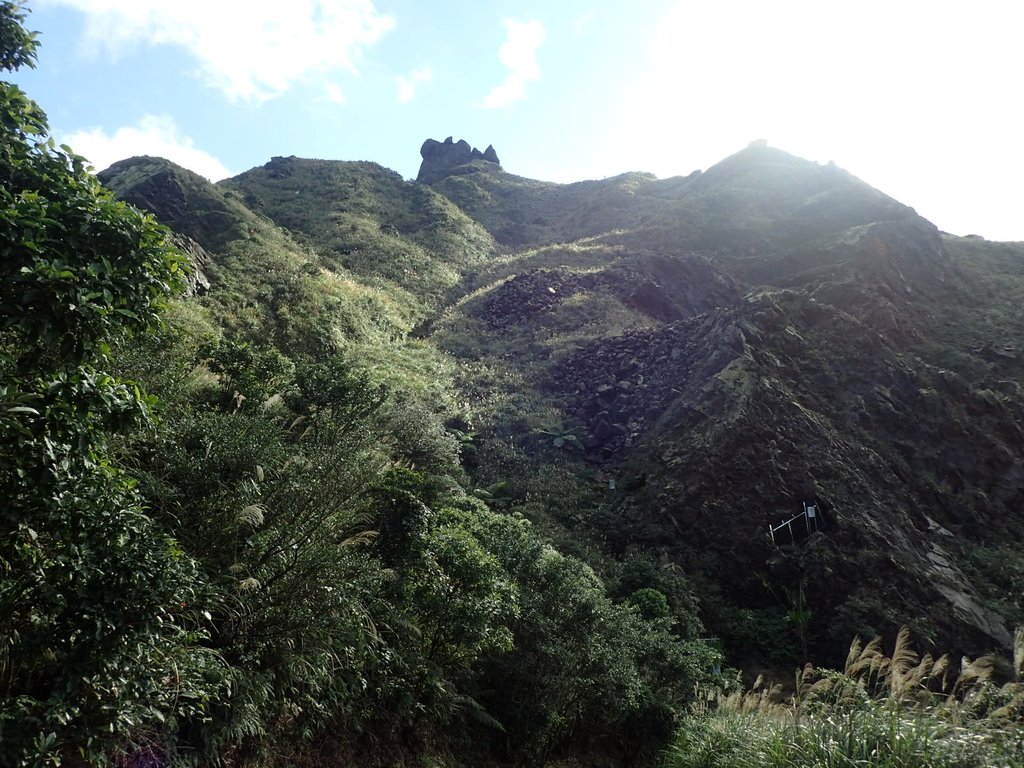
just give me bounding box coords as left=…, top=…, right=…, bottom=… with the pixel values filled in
left=98, top=141, right=1024, bottom=665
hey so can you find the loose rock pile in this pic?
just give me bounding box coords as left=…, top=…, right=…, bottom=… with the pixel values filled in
left=481, top=254, right=741, bottom=330
left=551, top=319, right=718, bottom=460
left=482, top=269, right=601, bottom=329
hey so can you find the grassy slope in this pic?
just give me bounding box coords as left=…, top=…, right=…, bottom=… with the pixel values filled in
left=220, top=156, right=495, bottom=317
left=663, top=628, right=1024, bottom=768
left=428, top=161, right=689, bottom=249
left=100, top=156, right=459, bottom=403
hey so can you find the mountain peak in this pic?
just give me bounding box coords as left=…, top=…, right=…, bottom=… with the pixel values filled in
left=416, top=136, right=501, bottom=184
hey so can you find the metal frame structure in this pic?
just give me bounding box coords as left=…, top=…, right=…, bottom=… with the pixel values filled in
left=769, top=502, right=821, bottom=546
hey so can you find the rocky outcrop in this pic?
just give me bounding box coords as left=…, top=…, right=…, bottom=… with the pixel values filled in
left=533, top=271, right=1024, bottom=656
left=100, top=157, right=188, bottom=222
left=168, top=233, right=211, bottom=296
left=417, top=136, right=501, bottom=184
left=99, top=156, right=246, bottom=249
left=263, top=155, right=297, bottom=179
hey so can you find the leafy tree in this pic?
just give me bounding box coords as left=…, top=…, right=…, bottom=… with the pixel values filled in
left=203, top=338, right=294, bottom=406
left=0, top=0, right=35, bottom=73
left=124, top=345, right=406, bottom=759
left=465, top=510, right=718, bottom=765
left=386, top=497, right=518, bottom=718
left=0, top=4, right=217, bottom=763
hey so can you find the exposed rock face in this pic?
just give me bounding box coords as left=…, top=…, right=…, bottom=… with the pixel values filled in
left=99, top=156, right=245, bottom=250
left=417, top=136, right=501, bottom=184
left=264, top=155, right=297, bottom=179
left=168, top=233, right=212, bottom=296
left=101, top=157, right=189, bottom=222
left=543, top=283, right=1023, bottom=655
left=98, top=158, right=212, bottom=293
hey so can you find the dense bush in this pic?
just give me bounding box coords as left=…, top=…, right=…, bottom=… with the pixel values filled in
left=0, top=4, right=218, bottom=762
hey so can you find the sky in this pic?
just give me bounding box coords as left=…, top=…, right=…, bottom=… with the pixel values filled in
left=10, top=0, right=1024, bottom=241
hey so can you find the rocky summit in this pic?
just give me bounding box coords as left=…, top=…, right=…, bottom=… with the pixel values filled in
left=416, top=135, right=501, bottom=183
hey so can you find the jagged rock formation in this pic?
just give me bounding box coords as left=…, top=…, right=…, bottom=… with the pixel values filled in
left=416, top=136, right=500, bottom=184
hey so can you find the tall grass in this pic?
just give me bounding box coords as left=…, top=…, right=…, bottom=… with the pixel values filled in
left=663, top=627, right=1024, bottom=767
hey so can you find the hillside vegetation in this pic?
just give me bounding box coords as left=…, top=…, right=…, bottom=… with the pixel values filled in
left=3, top=4, right=1023, bottom=765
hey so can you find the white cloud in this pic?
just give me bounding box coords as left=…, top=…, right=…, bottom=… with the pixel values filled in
left=62, top=115, right=232, bottom=180
left=396, top=67, right=432, bottom=104
left=478, top=19, right=545, bottom=109
left=45, top=0, right=395, bottom=102
left=324, top=82, right=347, bottom=105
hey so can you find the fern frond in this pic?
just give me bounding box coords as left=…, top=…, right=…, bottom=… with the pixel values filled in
left=454, top=694, right=506, bottom=733
left=358, top=606, right=380, bottom=644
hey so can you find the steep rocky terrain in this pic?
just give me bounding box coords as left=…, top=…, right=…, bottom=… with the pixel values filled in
left=102, top=139, right=1024, bottom=668
left=421, top=140, right=1024, bottom=664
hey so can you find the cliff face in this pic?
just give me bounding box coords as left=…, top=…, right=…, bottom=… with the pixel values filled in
left=102, top=141, right=1024, bottom=665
